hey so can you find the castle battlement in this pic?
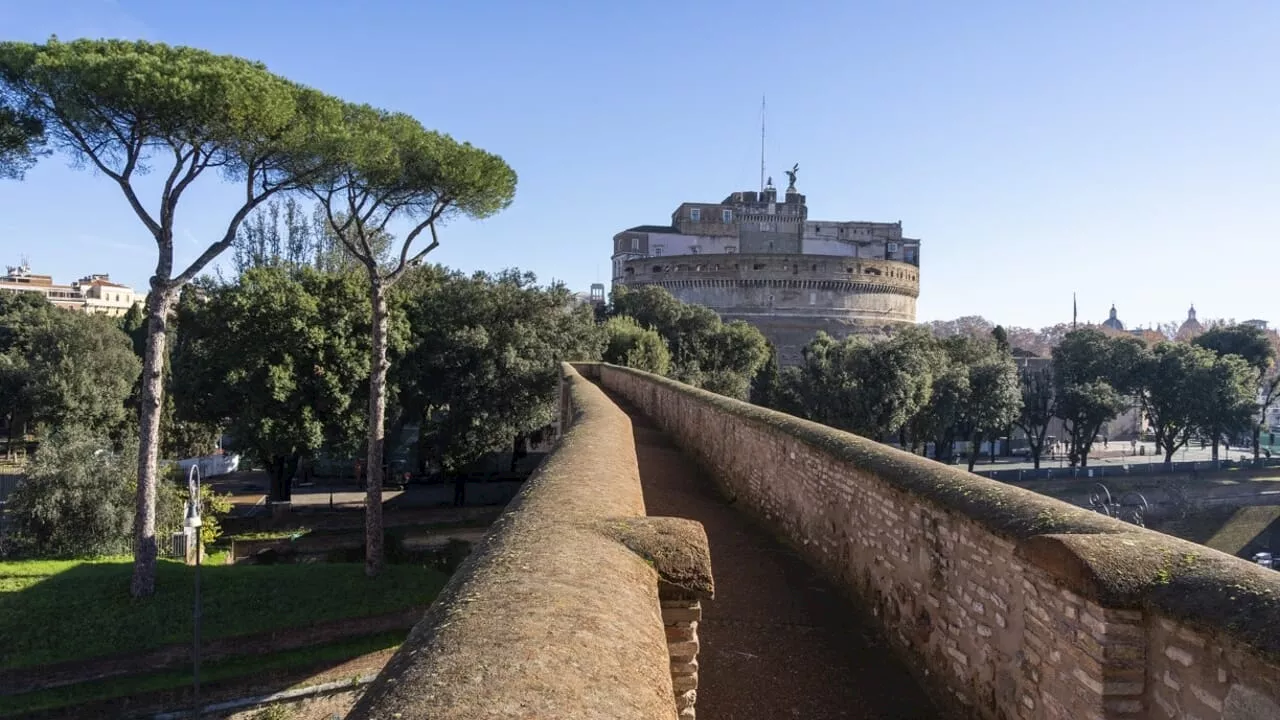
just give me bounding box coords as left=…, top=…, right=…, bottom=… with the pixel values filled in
left=610, top=181, right=922, bottom=364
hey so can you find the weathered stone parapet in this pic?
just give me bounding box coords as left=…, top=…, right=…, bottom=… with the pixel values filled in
left=663, top=596, right=701, bottom=719
left=346, top=364, right=712, bottom=720
left=602, top=514, right=714, bottom=719
left=590, top=362, right=1280, bottom=720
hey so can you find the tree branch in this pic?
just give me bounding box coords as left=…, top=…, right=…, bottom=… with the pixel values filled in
left=49, top=108, right=162, bottom=238
left=172, top=171, right=281, bottom=286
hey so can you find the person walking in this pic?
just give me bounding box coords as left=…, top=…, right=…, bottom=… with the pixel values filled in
left=453, top=473, right=467, bottom=507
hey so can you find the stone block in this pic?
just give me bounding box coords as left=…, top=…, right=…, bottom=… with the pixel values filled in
left=672, top=672, right=698, bottom=693
left=663, top=605, right=702, bottom=625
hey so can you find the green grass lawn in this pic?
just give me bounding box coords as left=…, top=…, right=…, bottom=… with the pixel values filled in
left=1156, top=505, right=1280, bottom=556
left=0, top=557, right=446, bottom=670
left=0, top=630, right=404, bottom=717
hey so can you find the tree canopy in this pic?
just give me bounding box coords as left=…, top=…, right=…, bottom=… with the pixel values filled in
left=608, top=285, right=770, bottom=400
left=393, top=268, right=601, bottom=473
left=171, top=267, right=371, bottom=501
left=297, top=102, right=518, bottom=576
left=0, top=37, right=356, bottom=596
left=0, top=293, right=139, bottom=443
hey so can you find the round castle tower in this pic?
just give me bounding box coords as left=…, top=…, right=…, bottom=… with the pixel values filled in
left=611, top=175, right=920, bottom=365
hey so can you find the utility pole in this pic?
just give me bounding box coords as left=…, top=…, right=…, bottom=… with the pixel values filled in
left=760, top=95, right=766, bottom=192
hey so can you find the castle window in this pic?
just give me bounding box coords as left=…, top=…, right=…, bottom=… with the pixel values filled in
left=690, top=208, right=701, bottom=222
left=631, top=237, right=639, bottom=251
left=690, top=245, right=701, bottom=254
left=753, top=264, right=766, bottom=271
left=653, top=266, right=663, bottom=273
left=725, top=245, right=737, bottom=254
left=722, top=209, right=733, bottom=223
left=809, top=292, right=817, bottom=305
left=653, top=246, right=664, bottom=256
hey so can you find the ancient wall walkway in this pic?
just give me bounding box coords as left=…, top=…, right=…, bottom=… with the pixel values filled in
left=616, top=394, right=941, bottom=719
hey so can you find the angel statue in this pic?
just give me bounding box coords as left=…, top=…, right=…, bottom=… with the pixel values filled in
left=784, top=163, right=799, bottom=188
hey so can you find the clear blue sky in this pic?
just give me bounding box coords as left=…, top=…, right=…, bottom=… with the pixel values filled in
left=0, top=1, right=1276, bottom=329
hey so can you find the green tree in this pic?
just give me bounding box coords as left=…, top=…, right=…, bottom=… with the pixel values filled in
left=1051, top=329, right=1132, bottom=467
left=1194, top=324, right=1279, bottom=458
left=230, top=199, right=390, bottom=276
left=918, top=361, right=970, bottom=462
left=394, top=269, right=600, bottom=474
left=171, top=267, right=371, bottom=502
left=301, top=108, right=517, bottom=575
left=1013, top=365, right=1056, bottom=469
left=782, top=328, right=938, bottom=442
left=956, top=354, right=1022, bottom=471
left=749, top=343, right=783, bottom=409
left=1194, top=352, right=1259, bottom=463
left=0, top=101, right=44, bottom=178
left=609, top=285, right=769, bottom=400
left=602, top=315, right=671, bottom=375
left=0, top=38, right=348, bottom=596
left=7, top=429, right=182, bottom=558
left=0, top=293, right=139, bottom=445
left=1138, top=342, right=1218, bottom=469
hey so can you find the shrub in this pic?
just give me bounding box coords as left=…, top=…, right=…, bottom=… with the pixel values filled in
left=602, top=316, right=670, bottom=375
left=6, top=429, right=184, bottom=558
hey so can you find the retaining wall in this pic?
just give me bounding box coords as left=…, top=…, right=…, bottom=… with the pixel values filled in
left=593, top=363, right=1280, bottom=720
left=346, top=364, right=713, bottom=720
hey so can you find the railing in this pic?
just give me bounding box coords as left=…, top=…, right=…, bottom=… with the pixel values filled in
left=1086, top=482, right=1150, bottom=527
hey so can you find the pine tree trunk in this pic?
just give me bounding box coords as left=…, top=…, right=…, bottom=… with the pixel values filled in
left=364, top=283, right=390, bottom=577
left=131, top=289, right=173, bottom=598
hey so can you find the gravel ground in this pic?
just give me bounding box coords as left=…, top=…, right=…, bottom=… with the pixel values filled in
left=624, top=403, right=942, bottom=719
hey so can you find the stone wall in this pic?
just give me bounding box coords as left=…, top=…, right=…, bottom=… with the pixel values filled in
left=618, top=253, right=919, bottom=364
left=593, top=363, right=1280, bottom=720
left=347, top=364, right=712, bottom=720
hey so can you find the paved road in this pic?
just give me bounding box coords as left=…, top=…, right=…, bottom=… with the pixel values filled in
left=945, top=440, right=1269, bottom=472
left=621, top=400, right=939, bottom=719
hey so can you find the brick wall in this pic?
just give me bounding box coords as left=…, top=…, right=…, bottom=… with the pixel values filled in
left=593, top=363, right=1280, bottom=720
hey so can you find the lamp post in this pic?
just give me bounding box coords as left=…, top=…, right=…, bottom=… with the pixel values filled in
left=185, top=465, right=203, bottom=719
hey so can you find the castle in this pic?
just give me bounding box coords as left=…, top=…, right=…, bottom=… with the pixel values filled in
left=610, top=170, right=921, bottom=364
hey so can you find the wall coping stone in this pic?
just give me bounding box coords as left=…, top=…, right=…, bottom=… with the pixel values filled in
left=347, top=363, right=705, bottom=719
left=586, top=362, right=1280, bottom=667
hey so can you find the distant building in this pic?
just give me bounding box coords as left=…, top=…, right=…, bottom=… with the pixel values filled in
left=0, top=262, right=139, bottom=317
left=1101, top=305, right=1125, bottom=332
left=1176, top=305, right=1204, bottom=341
left=612, top=174, right=921, bottom=364
left=589, top=283, right=606, bottom=308
left=1244, top=319, right=1269, bottom=331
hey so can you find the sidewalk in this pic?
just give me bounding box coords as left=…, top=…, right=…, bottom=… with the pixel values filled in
left=621, top=401, right=939, bottom=719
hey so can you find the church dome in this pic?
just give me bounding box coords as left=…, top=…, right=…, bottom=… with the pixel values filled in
left=1102, top=304, right=1125, bottom=331
left=1177, top=304, right=1204, bottom=341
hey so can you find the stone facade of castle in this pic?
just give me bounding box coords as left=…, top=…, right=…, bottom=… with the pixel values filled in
left=611, top=176, right=921, bottom=365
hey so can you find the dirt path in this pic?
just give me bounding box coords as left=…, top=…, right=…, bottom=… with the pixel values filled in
left=621, top=401, right=940, bottom=719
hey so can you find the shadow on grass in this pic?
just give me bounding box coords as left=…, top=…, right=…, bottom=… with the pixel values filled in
left=1155, top=504, right=1280, bottom=558
left=0, top=629, right=404, bottom=718
left=0, top=558, right=447, bottom=671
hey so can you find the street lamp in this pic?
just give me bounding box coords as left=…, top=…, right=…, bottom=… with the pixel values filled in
left=184, top=465, right=203, bottom=719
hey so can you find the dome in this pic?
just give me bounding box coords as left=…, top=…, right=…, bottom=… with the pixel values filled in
left=1176, top=304, right=1204, bottom=341
left=1102, top=304, right=1125, bottom=331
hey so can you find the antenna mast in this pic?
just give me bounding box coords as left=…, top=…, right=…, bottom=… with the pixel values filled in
left=759, top=95, right=766, bottom=192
